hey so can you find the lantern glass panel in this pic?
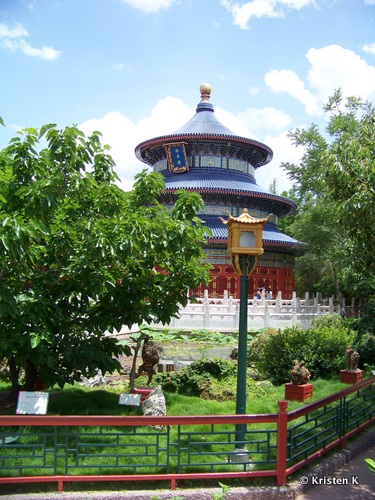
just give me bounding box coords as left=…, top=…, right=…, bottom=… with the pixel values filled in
left=239, top=231, right=255, bottom=248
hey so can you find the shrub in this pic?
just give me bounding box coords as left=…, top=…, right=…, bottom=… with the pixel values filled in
left=351, top=297, right=375, bottom=369
left=247, top=328, right=311, bottom=385
left=155, top=357, right=265, bottom=401
left=355, top=296, right=375, bottom=336
left=156, top=358, right=235, bottom=397
left=247, top=314, right=356, bottom=385
left=353, top=332, right=375, bottom=369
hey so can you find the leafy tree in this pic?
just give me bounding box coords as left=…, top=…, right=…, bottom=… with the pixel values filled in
left=288, top=196, right=352, bottom=302
left=0, top=124, right=211, bottom=396
left=282, top=90, right=375, bottom=301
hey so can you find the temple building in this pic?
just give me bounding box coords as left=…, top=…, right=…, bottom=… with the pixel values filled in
left=135, top=84, right=304, bottom=299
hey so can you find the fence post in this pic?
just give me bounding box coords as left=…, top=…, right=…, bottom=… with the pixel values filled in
left=204, top=300, right=209, bottom=329
left=276, top=399, right=288, bottom=486
left=264, top=301, right=270, bottom=328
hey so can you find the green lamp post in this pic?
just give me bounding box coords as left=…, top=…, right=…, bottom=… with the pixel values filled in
left=220, top=208, right=272, bottom=458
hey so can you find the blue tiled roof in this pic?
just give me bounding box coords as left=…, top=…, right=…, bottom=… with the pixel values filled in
left=162, top=171, right=297, bottom=216
left=173, top=103, right=236, bottom=136
left=164, top=172, right=270, bottom=194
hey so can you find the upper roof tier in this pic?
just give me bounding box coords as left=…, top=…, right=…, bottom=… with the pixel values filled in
left=135, top=84, right=273, bottom=169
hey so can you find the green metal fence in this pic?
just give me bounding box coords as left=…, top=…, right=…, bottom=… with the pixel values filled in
left=0, top=419, right=277, bottom=477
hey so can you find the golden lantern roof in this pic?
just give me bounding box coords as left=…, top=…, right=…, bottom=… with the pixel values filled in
left=219, top=208, right=272, bottom=227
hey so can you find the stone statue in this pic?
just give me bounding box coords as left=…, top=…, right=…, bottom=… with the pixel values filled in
left=129, top=333, right=163, bottom=389
left=134, top=334, right=162, bottom=385
left=291, top=360, right=311, bottom=385
left=346, top=346, right=360, bottom=371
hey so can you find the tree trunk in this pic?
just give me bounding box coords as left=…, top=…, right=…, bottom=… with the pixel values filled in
left=24, top=359, right=38, bottom=391
left=129, top=334, right=146, bottom=391
left=7, top=355, right=21, bottom=402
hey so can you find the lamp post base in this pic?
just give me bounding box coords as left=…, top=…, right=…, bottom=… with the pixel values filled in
left=230, top=448, right=249, bottom=463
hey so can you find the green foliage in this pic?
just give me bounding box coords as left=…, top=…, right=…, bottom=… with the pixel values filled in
left=156, top=357, right=266, bottom=402
left=351, top=297, right=375, bottom=368
left=139, top=325, right=236, bottom=345
left=0, top=124, right=211, bottom=392
left=247, top=314, right=356, bottom=385
left=212, top=482, right=231, bottom=500
left=355, top=296, right=375, bottom=336
left=156, top=358, right=235, bottom=398
left=185, top=358, right=237, bottom=379
left=353, top=333, right=375, bottom=369
left=282, top=90, right=375, bottom=298
left=365, top=458, right=375, bottom=474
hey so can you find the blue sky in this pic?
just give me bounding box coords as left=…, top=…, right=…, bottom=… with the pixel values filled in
left=1, top=0, right=375, bottom=192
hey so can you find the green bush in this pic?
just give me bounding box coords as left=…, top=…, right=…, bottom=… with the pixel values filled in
left=355, top=296, right=375, bottom=336
left=155, top=357, right=265, bottom=401
left=353, top=332, right=375, bottom=369
left=247, top=314, right=356, bottom=385
left=156, top=358, right=236, bottom=397
left=351, top=297, right=375, bottom=369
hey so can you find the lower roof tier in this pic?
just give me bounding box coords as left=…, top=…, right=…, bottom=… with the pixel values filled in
left=160, top=169, right=296, bottom=217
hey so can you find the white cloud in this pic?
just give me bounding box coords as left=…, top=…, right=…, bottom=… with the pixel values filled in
left=0, top=22, right=28, bottom=38
left=214, top=107, right=253, bottom=137
left=112, top=62, right=125, bottom=71
left=265, top=45, right=375, bottom=115
left=248, top=86, right=261, bottom=95
left=238, top=107, right=292, bottom=130
left=0, top=22, right=61, bottom=60
left=222, top=0, right=315, bottom=30
left=3, top=39, right=61, bottom=60
left=258, top=130, right=304, bottom=192
left=306, top=45, right=375, bottom=103
left=265, top=68, right=320, bottom=115
left=120, top=0, right=176, bottom=14
left=80, top=97, right=193, bottom=191
left=363, top=42, right=375, bottom=55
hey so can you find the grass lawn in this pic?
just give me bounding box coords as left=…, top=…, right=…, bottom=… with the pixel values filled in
left=0, top=374, right=351, bottom=416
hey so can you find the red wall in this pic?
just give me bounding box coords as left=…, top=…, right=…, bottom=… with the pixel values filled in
left=195, top=264, right=295, bottom=300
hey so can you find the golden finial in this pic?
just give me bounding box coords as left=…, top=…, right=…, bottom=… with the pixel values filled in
left=200, top=83, right=212, bottom=102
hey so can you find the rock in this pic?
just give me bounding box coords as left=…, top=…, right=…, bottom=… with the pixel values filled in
left=256, top=380, right=273, bottom=389
left=142, top=385, right=166, bottom=430
left=80, top=369, right=108, bottom=387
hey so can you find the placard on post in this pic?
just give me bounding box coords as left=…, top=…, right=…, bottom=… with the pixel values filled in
left=118, top=393, right=141, bottom=406
left=16, top=391, right=50, bottom=415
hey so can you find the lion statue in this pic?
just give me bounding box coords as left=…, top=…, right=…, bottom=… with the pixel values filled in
left=346, top=346, right=360, bottom=372
left=290, top=360, right=311, bottom=385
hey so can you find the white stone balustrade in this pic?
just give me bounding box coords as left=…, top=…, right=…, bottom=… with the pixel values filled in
left=151, top=290, right=356, bottom=332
